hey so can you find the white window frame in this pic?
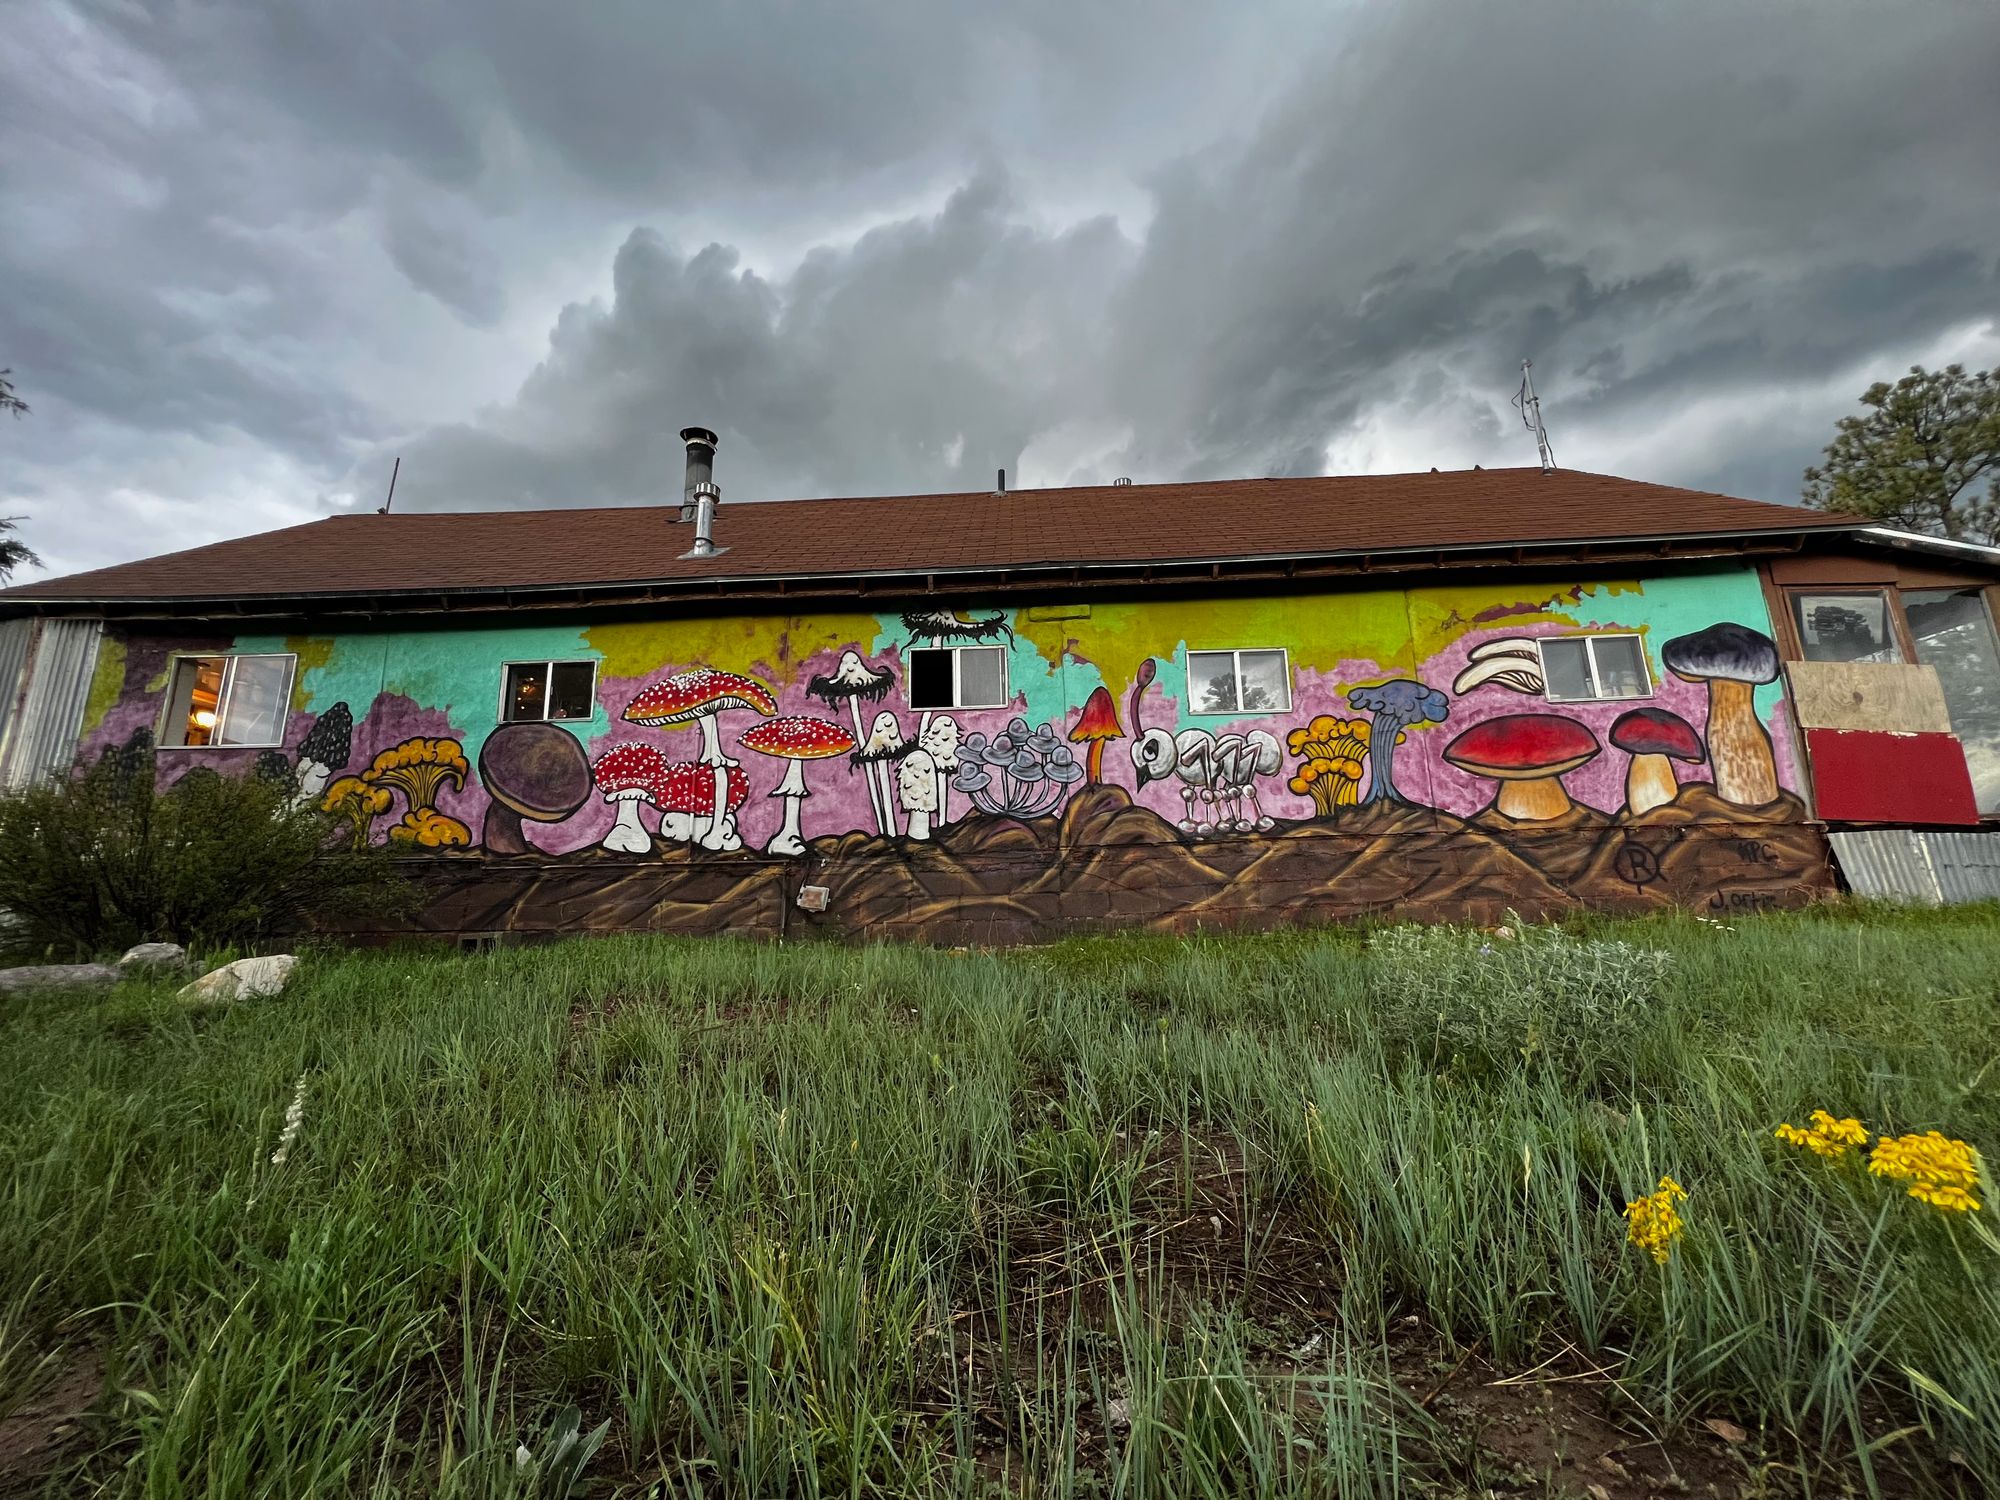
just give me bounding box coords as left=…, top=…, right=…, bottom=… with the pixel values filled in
left=157, top=652, right=298, bottom=750
left=1535, top=634, right=1654, bottom=704
left=1185, top=647, right=1293, bottom=716
left=498, top=659, right=599, bottom=723
left=907, top=644, right=1009, bottom=711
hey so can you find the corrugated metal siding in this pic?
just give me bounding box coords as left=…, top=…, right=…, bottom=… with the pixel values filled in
left=1829, top=829, right=2000, bottom=905
left=0, top=618, right=33, bottom=767
left=0, top=618, right=102, bottom=788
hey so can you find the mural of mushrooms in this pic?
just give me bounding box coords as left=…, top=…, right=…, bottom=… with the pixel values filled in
left=1219, top=729, right=1282, bottom=831
left=1173, top=727, right=1216, bottom=832
left=592, top=741, right=670, bottom=854
left=477, top=721, right=592, bottom=855
left=322, top=775, right=392, bottom=848
left=253, top=749, right=295, bottom=788
left=1661, top=623, right=1781, bottom=807
left=739, top=715, right=857, bottom=856
left=655, top=762, right=749, bottom=845
left=1450, top=638, right=1547, bottom=696
left=1128, top=657, right=1178, bottom=788
left=807, top=650, right=897, bottom=834
left=902, top=608, right=1015, bottom=740
left=292, top=701, right=354, bottom=804
left=918, top=716, right=960, bottom=825
left=1444, top=714, right=1601, bottom=822
left=1608, top=707, right=1704, bottom=815
left=362, top=736, right=472, bottom=848
left=1068, top=687, right=1126, bottom=783
left=1345, top=680, right=1449, bottom=806
left=953, top=719, right=1083, bottom=817
left=623, top=667, right=777, bottom=851
left=850, top=710, right=911, bottom=836
left=1287, top=715, right=1372, bottom=814
left=898, top=748, right=940, bottom=840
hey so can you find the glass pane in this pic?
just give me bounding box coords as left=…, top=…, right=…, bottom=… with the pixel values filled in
left=1186, top=652, right=1240, bottom=714
left=504, top=662, right=549, bottom=722
left=1540, top=638, right=1594, bottom=701
left=907, top=649, right=953, bottom=711
left=1792, top=592, right=1902, bottom=663
left=165, top=657, right=225, bottom=747
left=957, top=647, right=1006, bottom=707
left=215, top=656, right=291, bottom=746
left=1907, top=587, right=2000, bottom=815
left=1589, top=636, right=1650, bottom=699
left=1237, top=650, right=1289, bottom=712
left=548, top=661, right=596, bottom=721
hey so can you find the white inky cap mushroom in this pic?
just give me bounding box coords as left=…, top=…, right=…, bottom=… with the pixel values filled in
left=898, top=748, right=940, bottom=840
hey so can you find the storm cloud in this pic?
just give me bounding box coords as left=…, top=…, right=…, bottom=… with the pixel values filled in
left=2, top=0, right=1996, bottom=577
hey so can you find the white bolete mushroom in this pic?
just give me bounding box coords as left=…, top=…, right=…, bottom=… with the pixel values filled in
left=624, top=667, right=777, bottom=851
left=592, top=741, right=667, bottom=854
left=1660, top=623, right=1781, bottom=807
left=898, top=748, right=940, bottom=840
left=737, top=715, right=857, bottom=857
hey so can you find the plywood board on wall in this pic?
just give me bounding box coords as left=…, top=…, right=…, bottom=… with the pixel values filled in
left=1785, top=661, right=1952, bottom=734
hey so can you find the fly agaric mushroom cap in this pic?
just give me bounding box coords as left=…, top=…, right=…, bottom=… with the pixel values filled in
left=1444, top=714, right=1600, bottom=780
left=624, top=667, right=778, bottom=726
left=656, top=761, right=749, bottom=814
left=738, top=715, right=857, bottom=760
left=594, top=741, right=668, bottom=797
left=1661, top=623, right=1779, bottom=685
left=1608, top=707, right=1703, bottom=761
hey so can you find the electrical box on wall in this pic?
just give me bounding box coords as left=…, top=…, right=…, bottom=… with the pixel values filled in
left=795, top=885, right=830, bottom=912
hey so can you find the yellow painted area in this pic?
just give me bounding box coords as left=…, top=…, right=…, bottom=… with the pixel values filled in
left=586, top=613, right=878, bottom=683
left=283, top=636, right=338, bottom=709
left=1407, top=580, right=1643, bottom=661
left=1061, top=592, right=1414, bottom=693
left=77, top=637, right=129, bottom=737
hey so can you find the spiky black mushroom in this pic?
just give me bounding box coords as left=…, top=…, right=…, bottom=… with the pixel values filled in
left=253, top=749, right=295, bottom=786
left=297, top=701, right=354, bottom=772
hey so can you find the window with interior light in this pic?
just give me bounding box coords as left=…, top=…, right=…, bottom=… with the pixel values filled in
left=1536, top=635, right=1652, bottom=703
left=501, top=660, right=598, bottom=723
left=906, top=646, right=1008, bottom=711
left=1185, top=649, right=1292, bottom=715
left=160, top=654, right=297, bottom=748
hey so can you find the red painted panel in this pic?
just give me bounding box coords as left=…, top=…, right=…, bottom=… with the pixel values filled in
left=1805, top=729, right=1980, bottom=825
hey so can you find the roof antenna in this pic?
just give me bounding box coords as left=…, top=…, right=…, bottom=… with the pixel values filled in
left=377, top=455, right=401, bottom=514
left=1513, top=360, right=1556, bottom=473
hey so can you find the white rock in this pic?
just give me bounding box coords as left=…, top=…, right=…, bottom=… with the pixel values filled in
left=119, top=941, right=190, bottom=970
left=178, top=954, right=297, bottom=1003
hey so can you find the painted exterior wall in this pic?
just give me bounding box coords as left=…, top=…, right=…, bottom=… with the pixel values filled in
left=74, top=565, right=1830, bottom=937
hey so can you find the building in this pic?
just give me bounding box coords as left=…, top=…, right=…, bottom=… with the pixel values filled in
left=4, top=444, right=1998, bottom=941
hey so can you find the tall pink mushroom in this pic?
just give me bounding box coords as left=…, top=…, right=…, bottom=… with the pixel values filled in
left=738, top=715, right=857, bottom=856
left=624, top=667, right=777, bottom=851
left=592, top=742, right=667, bottom=854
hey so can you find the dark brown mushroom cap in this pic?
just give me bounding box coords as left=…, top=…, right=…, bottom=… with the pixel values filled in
left=1661, top=623, right=1779, bottom=685
left=1443, top=713, right=1600, bottom=779
left=477, top=722, right=593, bottom=822
left=1609, top=706, right=1703, bottom=761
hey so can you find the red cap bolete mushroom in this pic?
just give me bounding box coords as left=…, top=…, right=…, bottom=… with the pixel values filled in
left=1443, top=713, right=1601, bottom=822
left=593, top=741, right=668, bottom=854
left=477, top=721, right=592, bottom=855
left=738, top=714, right=856, bottom=856
left=1068, top=687, right=1126, bottom=784
left=624, top=667, right=777, bottom=850
left=1661, top=623, right=1781, bottom=807
left=1608, top=707, right=1703, bottom=816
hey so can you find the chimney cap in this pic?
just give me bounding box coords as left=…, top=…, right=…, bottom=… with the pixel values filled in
left=680, top=426, right=719, bottom=448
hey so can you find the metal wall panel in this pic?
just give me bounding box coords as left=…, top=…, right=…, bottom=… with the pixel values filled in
left=0, top=618, right=33, bottom=770
left=0, top=618, right=103, bottom=788
left=1829, top=829, right=2000, bottom=905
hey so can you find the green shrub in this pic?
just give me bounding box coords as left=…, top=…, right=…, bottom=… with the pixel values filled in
left=1368, top=917, right=1671, bottom=1080
left=0, top=734, right=411, bottom=960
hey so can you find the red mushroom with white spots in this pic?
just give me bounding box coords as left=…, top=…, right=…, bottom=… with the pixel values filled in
left=624, top=667, right=777, bottom=851
left=1443, top=713, right=1601, bottom=822
left=592, top=742, right=667, bottom=854
left=1608, top=707, right=1704, bottom=815
left=738, top=714, right=858, bottom=856
left=654, top=761, right=749, bottom=846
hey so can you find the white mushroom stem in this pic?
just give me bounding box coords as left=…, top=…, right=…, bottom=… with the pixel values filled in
left=765, top=758, right=809, bottom=857
left=601, top=793, right=653, bottom=853
left=693, top=712, right=740, bottom=851
left=841, top=699, right=889, bottom=834
left=1625, top=753, right=1679, bottom=816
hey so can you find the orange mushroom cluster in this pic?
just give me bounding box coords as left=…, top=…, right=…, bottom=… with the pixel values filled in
left=361, top=737, right=472, bottom=848
left=1286, top=715, right=1372, bottom=815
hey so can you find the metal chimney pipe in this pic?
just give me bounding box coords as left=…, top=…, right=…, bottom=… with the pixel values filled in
left=679, top=481, right=726, bottom=559
left=679, top=426, right=718, bottom=521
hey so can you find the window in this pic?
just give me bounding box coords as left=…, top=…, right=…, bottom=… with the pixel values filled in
left=160, top=654, right=296, bottom=748
left=502, top=660, right=598, bottom=722
left=1789, top=590, right=1903, bottom=664
left=907, top=646, right=1008, bottom=711
left=1185, top=649, right=1292, bottom=715
left=1536, top=635, right=1651, bottom=703
left=1905, top=587, right=2000, bottom=816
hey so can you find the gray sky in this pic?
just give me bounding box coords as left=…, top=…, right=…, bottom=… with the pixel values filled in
left=3, top=0, right=1996, bottom=580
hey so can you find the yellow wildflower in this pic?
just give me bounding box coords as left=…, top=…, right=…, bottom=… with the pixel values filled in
left=1774, top=1109, right=1870, bottom=1160
left=1868, top=1131, right=1983, bottom=1213
left=1623, top=1176, right=1688, bottom=1265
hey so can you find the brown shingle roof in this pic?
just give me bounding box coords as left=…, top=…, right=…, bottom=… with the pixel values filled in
left=3, top=467, right=1859, bottom=609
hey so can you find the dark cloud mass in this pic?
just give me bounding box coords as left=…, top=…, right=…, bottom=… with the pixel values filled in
left=1, top=0, right=1996, bottom=575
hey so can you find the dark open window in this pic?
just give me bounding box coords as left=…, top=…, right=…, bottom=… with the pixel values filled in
left=906, top=646, right=1007, bottom=711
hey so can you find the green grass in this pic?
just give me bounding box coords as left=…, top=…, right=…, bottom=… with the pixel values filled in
left=2, top=904, right=1999, bottom=1496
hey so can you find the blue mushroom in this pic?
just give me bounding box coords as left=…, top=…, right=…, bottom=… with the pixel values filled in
left=1345, top=679, right=1450, bottom=807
